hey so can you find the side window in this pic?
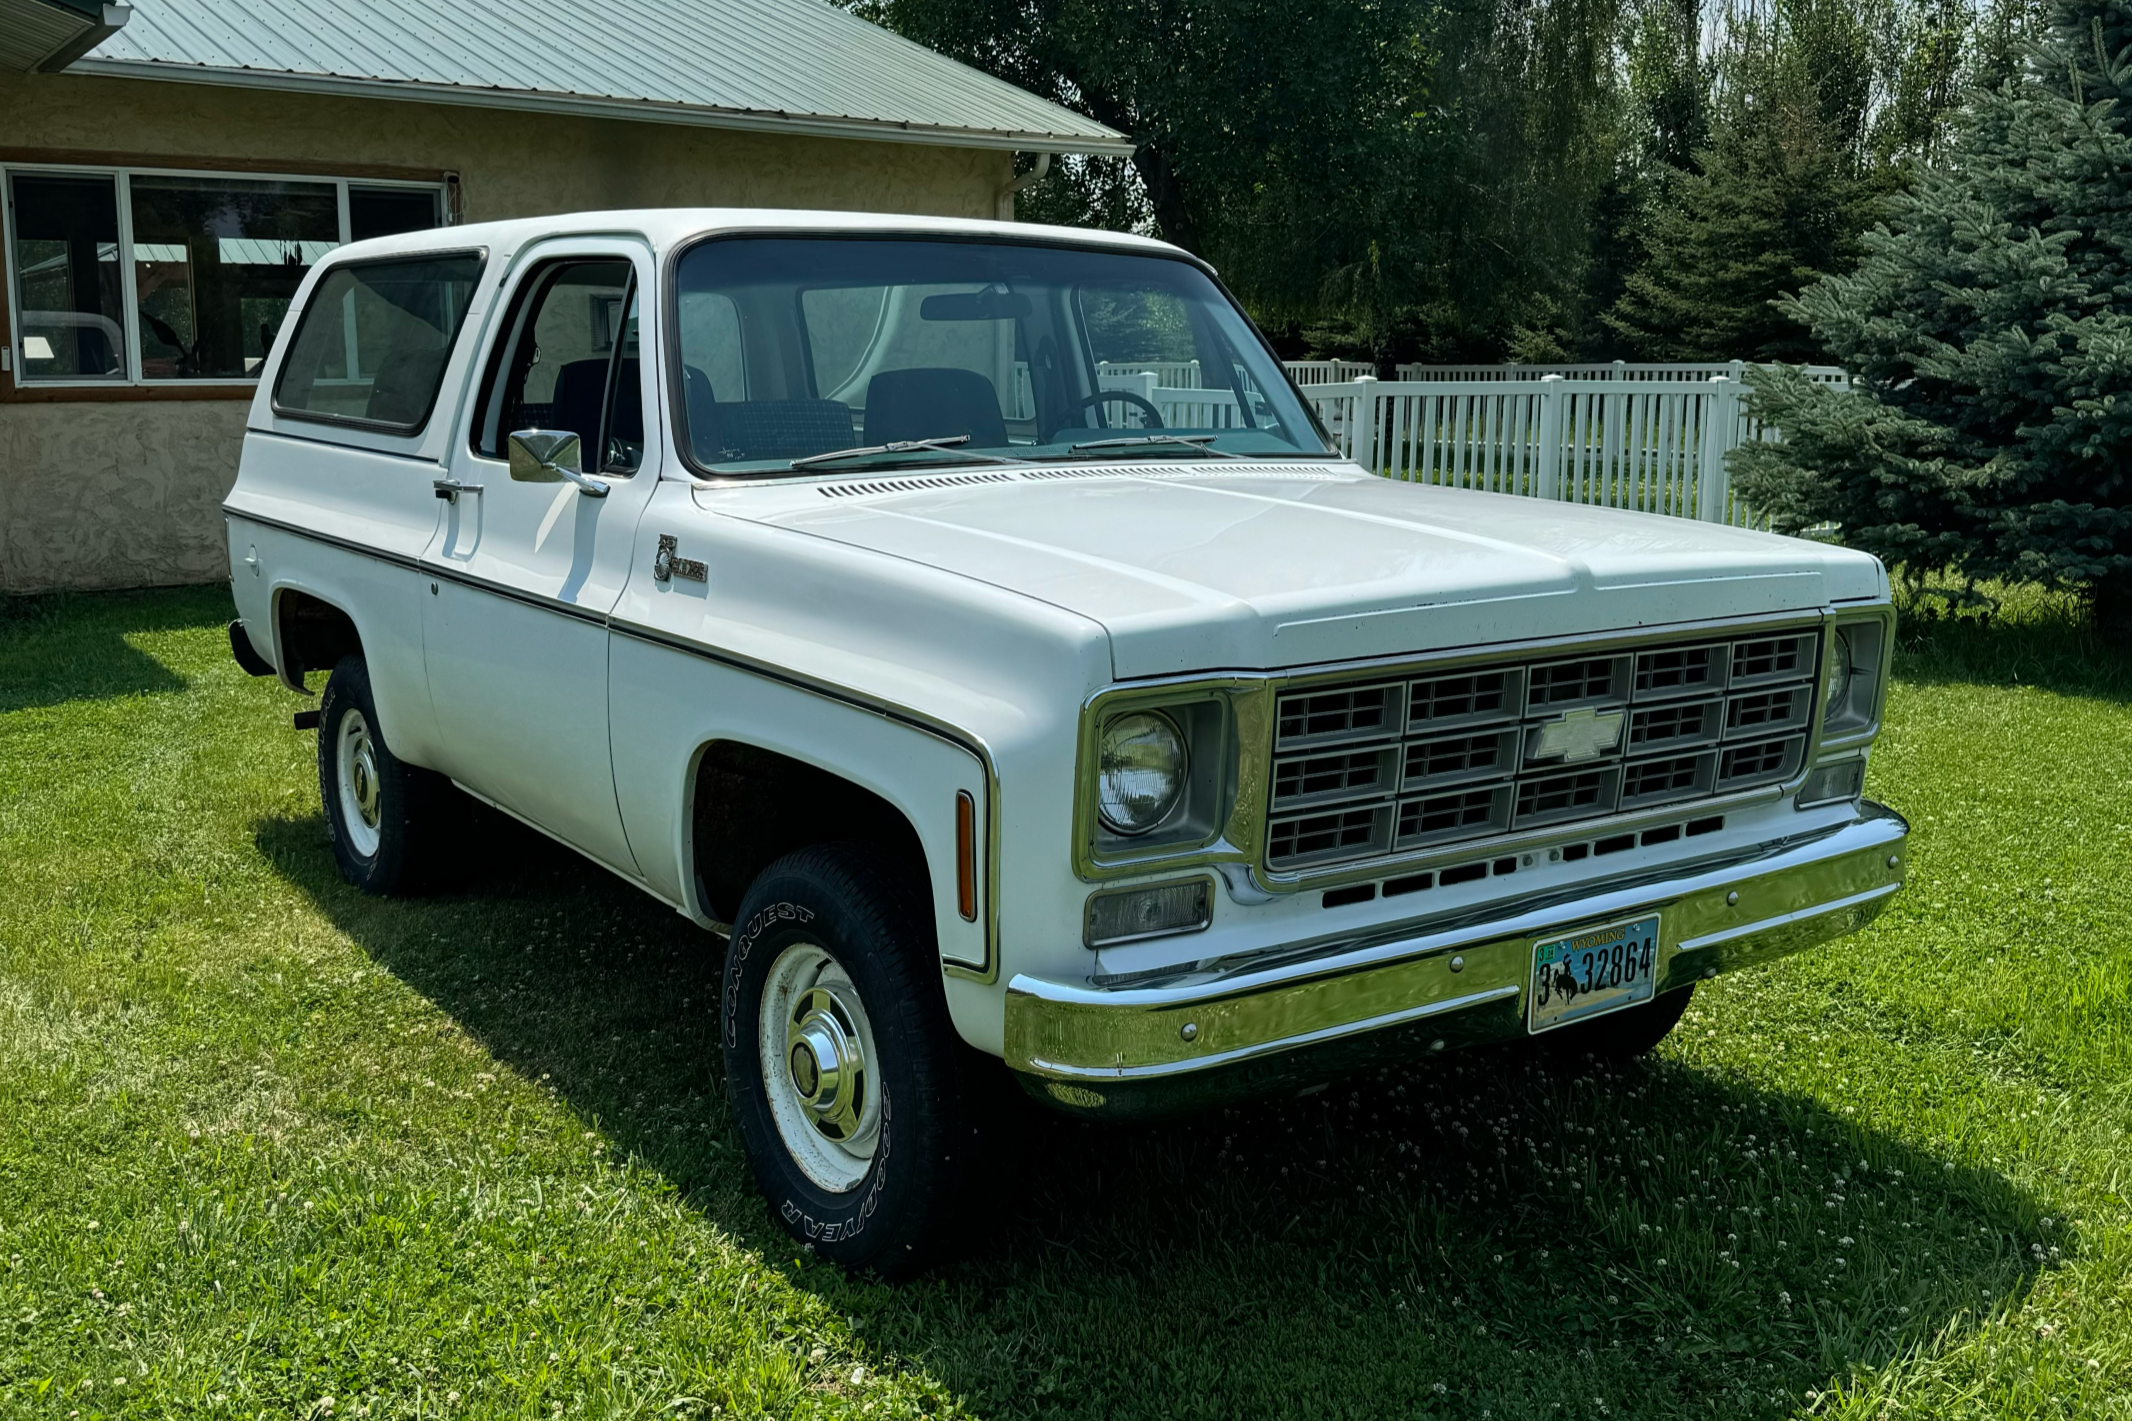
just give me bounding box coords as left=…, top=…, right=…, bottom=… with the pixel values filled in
left=273, top=253, right=483, bottom=431
left=599, top=288, right=643, bottom=475
left=474, top=259, right=635, bottom=472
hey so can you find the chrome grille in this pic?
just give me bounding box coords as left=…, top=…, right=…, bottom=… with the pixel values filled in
left=1265, top=627, right=1819, bottom=872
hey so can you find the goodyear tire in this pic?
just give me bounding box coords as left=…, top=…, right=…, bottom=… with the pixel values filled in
left=317, top=656, right=461, bottom=894
left=723, top=842, right=979, bottom=1276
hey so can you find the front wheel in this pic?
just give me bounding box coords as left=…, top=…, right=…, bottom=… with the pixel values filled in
left=722, top=843, right=980, bottom=1276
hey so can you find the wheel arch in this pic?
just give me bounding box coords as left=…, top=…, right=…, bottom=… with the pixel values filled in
left=271, top=584, right=365, bottom=694
left=687, top=738, right=934, bottom=930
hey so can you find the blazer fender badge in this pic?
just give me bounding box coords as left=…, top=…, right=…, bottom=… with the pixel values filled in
left=653, top=534, right=707, bottom=583
left=1532, top=706, right=1624, bottom=762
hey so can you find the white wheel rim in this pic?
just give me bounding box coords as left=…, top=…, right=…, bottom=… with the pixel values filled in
left=759, top=940, right=882, bottom=1192
left=335, top=708, right=383, bottom=859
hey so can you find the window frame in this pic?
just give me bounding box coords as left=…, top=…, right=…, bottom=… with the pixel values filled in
left=1, top=159, right=448, bottom=390
left=267, top=247, right=490, bottom=436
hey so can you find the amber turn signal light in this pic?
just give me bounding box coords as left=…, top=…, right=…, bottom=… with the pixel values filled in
left=955, top=790, right=977, bottom=921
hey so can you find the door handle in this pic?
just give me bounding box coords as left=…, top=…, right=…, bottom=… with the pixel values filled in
left=433, top=478, right=484, bottom=502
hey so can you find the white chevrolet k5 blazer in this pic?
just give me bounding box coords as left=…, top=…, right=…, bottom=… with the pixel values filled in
left=224, top=209, right=1908, bottom=1273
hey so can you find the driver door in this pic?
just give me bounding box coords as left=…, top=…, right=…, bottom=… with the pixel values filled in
left=421, top=239, right=659, bottom=874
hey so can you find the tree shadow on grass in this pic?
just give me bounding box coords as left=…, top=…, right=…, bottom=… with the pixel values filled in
left=1891, top=586, right=2132, bottom=703
left=256, top=811, right=2062, bottom=1421
left=0, top=584, right=233, bottom=713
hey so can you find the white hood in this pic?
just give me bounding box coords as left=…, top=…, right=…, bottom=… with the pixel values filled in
left=718, top=463, right=1886, bottom=679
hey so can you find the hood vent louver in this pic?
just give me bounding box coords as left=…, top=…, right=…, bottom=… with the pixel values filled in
left=1020, top=464, right=1347, bottom=482
left=811, top=463, right=1352, bottom=500
left=817, top=471, right=1017, bottom=499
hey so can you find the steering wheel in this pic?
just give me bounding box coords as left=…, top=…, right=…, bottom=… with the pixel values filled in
left=1061, top=388, right=1165, bottom=431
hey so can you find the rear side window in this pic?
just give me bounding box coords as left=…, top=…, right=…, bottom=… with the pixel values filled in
left=273, top=252, right=484, bottom=432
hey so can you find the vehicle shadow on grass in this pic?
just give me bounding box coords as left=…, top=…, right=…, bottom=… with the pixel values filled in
left=0, top=585, right=232, bottom=713
left=256, top=811, right=2059, bottom=1421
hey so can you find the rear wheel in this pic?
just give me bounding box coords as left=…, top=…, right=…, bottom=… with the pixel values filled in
left=723, top=842, right=982, bottom=1276
left=317, top=656, right=461, bottom=894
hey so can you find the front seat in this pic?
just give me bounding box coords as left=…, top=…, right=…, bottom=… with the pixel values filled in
left=863, top=368, right=1008, bottom=448
left=548, top=358, right=613, bottom=466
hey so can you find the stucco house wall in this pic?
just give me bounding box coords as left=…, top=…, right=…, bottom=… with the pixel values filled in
left=0, top=72, right=1018, bottom=593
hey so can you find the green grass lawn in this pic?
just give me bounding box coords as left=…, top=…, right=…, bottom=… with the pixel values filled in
left=2, top=584, right=2129, bottom=1420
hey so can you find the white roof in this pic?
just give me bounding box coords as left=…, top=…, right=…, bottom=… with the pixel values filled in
left=68, top=0, right=1131, bottom=154
left=340, top=206, right=1185, bottom=261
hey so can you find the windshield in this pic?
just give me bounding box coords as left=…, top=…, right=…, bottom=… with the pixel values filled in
left=669, top=237, right=1329, bottom=474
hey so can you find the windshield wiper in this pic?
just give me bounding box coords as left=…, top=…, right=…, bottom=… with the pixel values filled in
left=1063, top=434, right=1246, bottom=460
left=789, top=435, right=1013, bottom=473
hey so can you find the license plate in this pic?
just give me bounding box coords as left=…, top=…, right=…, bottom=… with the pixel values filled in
left=1528, top=914, right=1661, bottom=1033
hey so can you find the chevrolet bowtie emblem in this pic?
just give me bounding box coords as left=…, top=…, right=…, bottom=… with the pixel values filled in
left=1532, top=706, right=1624, bottom=762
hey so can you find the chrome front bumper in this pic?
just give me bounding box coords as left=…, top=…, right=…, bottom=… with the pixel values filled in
left=1005, top=802, right=1908, bottom=1119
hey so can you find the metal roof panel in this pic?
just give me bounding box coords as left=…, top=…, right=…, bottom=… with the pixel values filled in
left=68, top=0, right=1131, bottom=152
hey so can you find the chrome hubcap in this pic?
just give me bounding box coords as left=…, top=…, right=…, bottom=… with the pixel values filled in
left=786, top=987, right=867, bottom=1140
left=335, top=709, right=383, bottom=858
left=759, top=943, right=881, bottom=1192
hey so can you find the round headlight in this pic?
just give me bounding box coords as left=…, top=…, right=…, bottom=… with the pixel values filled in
left=1826, top=627, right=1855, bottom=709
left=1097, top=711, right=1189, bottom=836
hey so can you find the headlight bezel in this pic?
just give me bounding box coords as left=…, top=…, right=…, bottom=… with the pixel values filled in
left=1815, top=610, right=1892, bottom=747
left=1075, top=681, right=1266, bottom=877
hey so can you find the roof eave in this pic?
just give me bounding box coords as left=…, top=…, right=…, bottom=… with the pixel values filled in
left=61, top=57, right=1139, bottom=157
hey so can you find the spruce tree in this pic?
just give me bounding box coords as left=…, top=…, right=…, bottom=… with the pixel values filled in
left=1733, top=0, right=2132, bottom=639
left=1606, top=102, right=1880, bottom=359
left=1607, top=0, right=1885, bottom=360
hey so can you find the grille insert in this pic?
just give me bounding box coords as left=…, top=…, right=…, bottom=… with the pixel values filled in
left=1635, top=644, right=1725, bottom=697
left=1271, top=747, right=1397, bottom=810
left=1267, top=803, right=1392, bottom=868
left=1629, top=698, right=1721, bottom=749
left=1408, top=669, right=1520, bottom=729
left=1528, top=655, right=1628, bottom=709
left=1276, top=683, right=1402, bottom=750
left=1515, top=767, right=1620, bottom=828
left=1718, top=734, right=1805, bottom=788
left=1729, top=633, right=1817, bottom=686
left=1264, top=626, right=1820, bottom=871
left=1621, top=750, right=1717, bottom=808
left=1396, top=784, right=1514, bottom=847
left=1403, top=729, right=1519, bottom=789
left=1726, top=685, right=1812, bottom=736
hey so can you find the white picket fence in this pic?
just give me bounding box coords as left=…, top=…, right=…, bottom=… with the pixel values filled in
left=1283, top=359, right=1376, bottom=384
left=1044, top=359, right=1823, bottom=527
left=1108, top=358, right=1374, bottom=385
left=1099, top=359, right=1205, bottom=388
left=1392, top=358, right=1849, bottom=389
left=1303, top=374, right=1782, bottom=526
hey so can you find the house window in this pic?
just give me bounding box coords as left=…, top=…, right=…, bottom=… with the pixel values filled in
left=3, top=164, right=446, bottom=387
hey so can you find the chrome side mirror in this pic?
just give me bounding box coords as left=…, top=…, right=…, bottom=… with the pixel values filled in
left=507, top=429, right=608, bottom=498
